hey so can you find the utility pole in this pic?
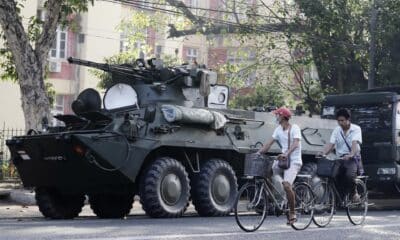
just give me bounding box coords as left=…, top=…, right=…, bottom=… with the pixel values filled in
left=368, top=0, right=378, bottom=89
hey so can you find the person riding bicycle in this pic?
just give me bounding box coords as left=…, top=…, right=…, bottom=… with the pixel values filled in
left=319, top=108, right=363, bottom=202
left=257, top=107, right=302, bottom=225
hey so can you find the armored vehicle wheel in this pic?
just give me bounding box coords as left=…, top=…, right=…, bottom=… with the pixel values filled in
left=89, top=193, right=134, bottom=218
left=140, top=157, right=190, bottom=218
left=192, top=159, right=238, bottom=216
left=35, top=187, right=85, bottom=219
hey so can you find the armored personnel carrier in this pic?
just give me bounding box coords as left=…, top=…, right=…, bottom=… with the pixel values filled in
left=7, top=58, right=336, bottom=219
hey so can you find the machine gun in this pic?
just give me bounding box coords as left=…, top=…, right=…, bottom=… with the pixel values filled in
left=68, top=57, right=217, bottom=88
left=68, top=57, right=185, bottom=83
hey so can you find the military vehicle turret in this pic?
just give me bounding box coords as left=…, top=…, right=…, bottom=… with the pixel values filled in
left=7, top=57, right=336, bottom=219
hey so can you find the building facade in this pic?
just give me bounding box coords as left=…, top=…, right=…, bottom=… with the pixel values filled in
left=0, top=0, right=260, bottom=130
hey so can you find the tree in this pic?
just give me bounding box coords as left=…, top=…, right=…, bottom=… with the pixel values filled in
left=92, top=6, right=186, bottom=89
left=163, top=0, right=400, bottom=110
left=0, top=0, right=92, bottom=130
left=229, top=82, right=286, bottom=110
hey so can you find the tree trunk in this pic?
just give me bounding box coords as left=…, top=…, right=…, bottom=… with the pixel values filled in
left=0, top=0, right=63, bottom=130
left=18, top=64, right=51, bottom=130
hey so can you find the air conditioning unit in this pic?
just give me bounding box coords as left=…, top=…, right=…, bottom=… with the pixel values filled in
left=49, top=61, right=61, bottom=73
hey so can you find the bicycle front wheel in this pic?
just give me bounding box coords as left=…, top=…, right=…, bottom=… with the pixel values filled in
left=291, top=182, right=315, bottom=230
left=346, top=178, right=368, bottom=225
left=234, top=181, right=268, bottom=232
left=312, top=181, right=335, bottom=227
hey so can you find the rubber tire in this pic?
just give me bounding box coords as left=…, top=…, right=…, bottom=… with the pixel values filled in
left=234, top=182, right=268, bottom=232
left=312, top=182, right=335, bottom=228
left=140, top=157, right=190, bottom=218
left=346, top=179, right=368, bottom=225
left=291, top=182, right=315, bottom=231
left=192, top=159, right=238, bottom=216
left=35, top=187, right=85, bottom=219
left=89, top=193, right=134, bottom=218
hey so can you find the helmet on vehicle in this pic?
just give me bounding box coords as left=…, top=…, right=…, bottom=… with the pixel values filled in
left=273, top=107, right=292, bottom=119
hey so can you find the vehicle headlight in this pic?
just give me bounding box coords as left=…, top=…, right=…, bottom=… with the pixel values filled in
left=377, top=168, right=396, bottom=175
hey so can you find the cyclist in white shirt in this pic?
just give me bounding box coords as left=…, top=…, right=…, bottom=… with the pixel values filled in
left=319, top=108, right=362, bottom=202
left=257, top=107, right=302, bottom=225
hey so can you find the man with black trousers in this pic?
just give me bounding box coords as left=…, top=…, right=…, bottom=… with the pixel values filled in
left=320, top=108, right=363, bottom=202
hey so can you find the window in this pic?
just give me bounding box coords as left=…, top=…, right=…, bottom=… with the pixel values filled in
left=188, top=0, right=199, bottom=14
left=50, top=28, right=67, bottom=59
left=227, top=51, right=243, bottom=64
left=188, top=0, right=199, bottom=6
left=120, top=31, right=146, bottom=59
left=120, top=33, right=129, bottom=53
left=37, top=9, right=46, bottom=21
left=155, top=45, right=163, bottom=58
left=54, top=95, right=64, bottom=112
left=186, top=48, right=198, bottom=63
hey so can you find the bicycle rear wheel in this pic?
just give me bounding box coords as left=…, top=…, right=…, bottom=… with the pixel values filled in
left=312, top=180, right=335, bottom=227
left=346, top=178, right=368, bottom=225
left=234, top=181, right=268, bottom=232
left=291, top=182, right=315, bottom=230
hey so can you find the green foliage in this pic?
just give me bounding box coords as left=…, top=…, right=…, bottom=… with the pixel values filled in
left=230, top=82, right=286, bottom=110
left=45, top=81, right=56, bottom=106
left=94, top=8, right=185, bottom=89
left=0, top=48, right=18, bottom=82
left=374, top=0, right=400, bottom=86
left=293, top=0, right=370, bottom=93
left=0, top=0, right=94, bottom=82
left=93, top=52, right=138, bottom=89
left=204, top=0, right=400, bottom=113
left=59, top=0, right=94, bottom=27
left=0, top=0, right=93, bottom=108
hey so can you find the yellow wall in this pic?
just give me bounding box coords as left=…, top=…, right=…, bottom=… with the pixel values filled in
left=0, top=82, right=25, bottom=129
left=79, top=1, right=122, bottom=92
left=0, top=0, right=39, bottom=129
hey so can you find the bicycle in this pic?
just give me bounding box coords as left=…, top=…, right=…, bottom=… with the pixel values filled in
left=234, top=154, right=315, bottom=232
left=312, top=157, right=368, bottom=227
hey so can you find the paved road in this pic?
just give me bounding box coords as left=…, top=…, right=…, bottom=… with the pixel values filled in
left=0, top=200, right=399, bottom=240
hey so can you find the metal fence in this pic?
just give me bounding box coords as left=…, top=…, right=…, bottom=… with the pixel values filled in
left=0, top=123, right=25, bottom=178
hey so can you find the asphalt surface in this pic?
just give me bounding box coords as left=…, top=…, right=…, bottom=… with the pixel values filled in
left=0, top=200, right=399, bottom=240
left=0, top=184, right=399, bottom=240
left=0, top=211, right=399, bottom=240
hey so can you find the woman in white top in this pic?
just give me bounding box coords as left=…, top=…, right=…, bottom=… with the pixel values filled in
left=257, top=107, right=302, bottom=225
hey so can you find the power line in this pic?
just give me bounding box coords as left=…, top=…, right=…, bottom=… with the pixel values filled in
left=105, top=0, right=367, bottom=49
left=120, top=0, right=294, bottom=21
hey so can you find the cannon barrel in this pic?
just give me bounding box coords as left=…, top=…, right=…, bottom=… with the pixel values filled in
left=67, top=57, right=151, bottom=81
left=68, top=57, right=111, bottom=72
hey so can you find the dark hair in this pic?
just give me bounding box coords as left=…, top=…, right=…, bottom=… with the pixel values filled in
left=336, top=108, right=351, bottom=120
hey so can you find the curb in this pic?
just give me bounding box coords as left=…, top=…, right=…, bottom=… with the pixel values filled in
left=8, top=189, right=36, bottom=206
left=0, top=189, right=11, bottom=198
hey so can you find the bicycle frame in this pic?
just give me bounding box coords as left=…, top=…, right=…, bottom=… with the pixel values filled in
left=321, top=176, right=368, bottom=208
